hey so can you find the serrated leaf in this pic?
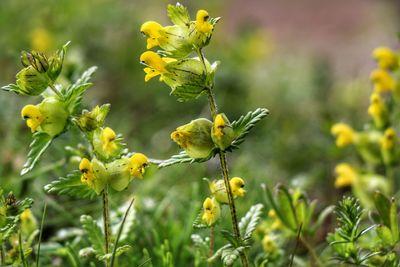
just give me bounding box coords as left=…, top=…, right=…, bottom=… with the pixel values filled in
left=192, top=208, right=209, bottom=229
left=226, top=108, right=269, bottom=151
left=63, top=66, right=97, bottom=114
left=44, top=171, right=96, bottom=199
left=21, top=132, right=53, bottom=176
left=98, top=245, right=131, bottom=261
left=239, top=204, right=263, bottom=239
left=276, top=185, right=297, bottom=231
left=1, top=83, right=22, bottom=94
left=80, top=215, right=105, bottom=256
left=158, top=149, right=217, bottom=168
left=167, top=3, right=190, bottom=26
left=208, top=244, right=232, bottom=263
left=220, top=230, right=239, bottom=247
left=221, top=246, right=245, bottom=266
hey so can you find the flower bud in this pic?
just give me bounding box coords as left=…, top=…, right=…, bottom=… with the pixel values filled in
left=171, top=118, right=215, bottom=159
left=202, top=197, right=220, bottom=226
left=381, top=128, right=396, bottom=165
left=211, top=113, right=235, bottom=150
left=21, top=97, right=69, bottom=136
left=75, top=104, right=110, bottom=132
left=368, top=93, right=387, bottom=128
left=370, top=69, right=396, bottom=93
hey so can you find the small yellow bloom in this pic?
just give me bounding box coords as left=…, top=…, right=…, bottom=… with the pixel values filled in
left=20, top=209, right=33, bottom=222
left=202, top=197, right=220, bottom=226
left=381, top=128, right=396, bottom=150
left=372, top=47, right=398, bottom=70
left=101, top=127, right=118, bottom=155
left=21, top=105, right=44, bottom=132
left=368, top=93, right=385, bottom=117
left=262, top=234, right=278, bottom=254
left=140, top=51, right=176, bottom=82
left=129, top=153, right=149, bottom=178
left=140, top=21, right=164, bottom=49
left=213, top=114, right=225, bottom=139
left=370, top=69, right=396, bottom=93
left=79, top=158, right=96, bottom=188
left=196, top=10, right=213, bottom=34
left=209, top=177, right=246, bottom=204
left=334, top=163, right=357, bottom=188
left=331, top=123, right=356, bottom=147
left=268, top=209, right=282, bottom=230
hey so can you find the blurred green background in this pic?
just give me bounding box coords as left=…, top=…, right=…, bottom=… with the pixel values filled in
left=0, top=0, right=399, bottom=265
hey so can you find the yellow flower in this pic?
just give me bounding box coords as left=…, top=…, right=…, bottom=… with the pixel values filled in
left=196, top=10, right=213, bottom=34
left=101, top=127, right=118, bottom=155
left=202, top=197, right=220, bottom=226
left=370, top=69, right=396, bottom=93
left=372, top=47, right=398, bottom=70
left=140, top=21, right=164, bottom=49
left=129, top=153, right=149, bottom=178
left=21, top=105, right=44, bottom=132
left=368, top=93, right=385, bottom=117
left=20, top=209, right=33, bottom=222
left=79, top=158, right=96, bottom=188
left=209, top=177, right=246, bottom=204
left=262, top=234, right=278, bottom=254
left=381, top=128, right=396, bottom=150
left=268, top=209, right=282, bottom=230
left=140, top=51, right=176, bottom=82
left=31, top=28, right=52, bottom=52
left=213, top=114, right=225, bottom=139
left=331, top=123, right=356, bottom=147
left=334, top=163, right=357, bottom=188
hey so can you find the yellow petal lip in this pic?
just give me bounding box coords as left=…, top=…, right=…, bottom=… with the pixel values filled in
left=21, top=104, right=44, bottom=132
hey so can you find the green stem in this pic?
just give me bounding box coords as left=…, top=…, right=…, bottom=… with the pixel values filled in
left=19, top=231, right=28, bottom=267
left=300, top=236, right=322, bottom=267
left=0, top=243, right=5, bottom=266
left=48, top=83, right=63, bottom=99
left=198, top=47, right=248, bottom=267
left=36, top=202, right=47, bottom=267
left=208, top=225, right=215, bottom=267
left=102, top=186, right=111, bottom=267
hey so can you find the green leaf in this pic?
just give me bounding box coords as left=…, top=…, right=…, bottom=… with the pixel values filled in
left=220, top=230, right=239, bottom=247
left=221, top=246, right=245, bottom=266
left=239, top=204, right=263, bottom=239
left=157, top=149, right=217, bottom=168
left=373, top=191, right=391, bottom=228
left=21, top=132, right=53, bottom=176
left=44, top=171, right=96, bottom=199
left=80, top=215, right=105, bottom=256
left=276, top=185, right=297, bottom=231
left=376, top=224, right=394, bottom=246
left=389, top=198, right=398, bottom=243
left=1, top=83, right=22, bottom=94
left=208, top=244, right=232, bottom=263
left=63, top=66, right=97, bottom=114
left=167, top=3, right=190, bottom=26
left=226, top=108, right=269, bottom=151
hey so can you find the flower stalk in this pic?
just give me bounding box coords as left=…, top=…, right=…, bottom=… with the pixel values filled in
left=102, top=186, right=111, bottom=267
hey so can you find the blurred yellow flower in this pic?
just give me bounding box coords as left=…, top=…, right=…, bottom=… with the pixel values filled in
left=370, top=69, right=396, bottom=93
left=195, top=10, right=213, bottom=34
left=202, top=197, right=220, bottom=226
left=331, top=123, right=356, bottom=147
left=268, top=209, right=282, bottom=230
left=381, top=128, right=396, bottom=150
left=368, top=93, right=385, bottom=117
left=129, top=153, right=149, bottom=178
left=262, top=234, right=277, bottom=254
left=372, top=47, right=398, bottom=70
left=31, top=28, right=52, bottom=51
left=334, top=163, right=357, bottom=188
left=21, top=105, right=44, bottom=132
left=209, top=177, right=246, bottom=204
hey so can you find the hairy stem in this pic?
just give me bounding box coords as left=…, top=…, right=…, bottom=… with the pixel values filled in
left=102, top=186, right=111, bottom=267
left=208, top=225, right=215, bottom=267
left=198, top=48, right=248, bottom=267
left=48, top=83, right=63, bottom=99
